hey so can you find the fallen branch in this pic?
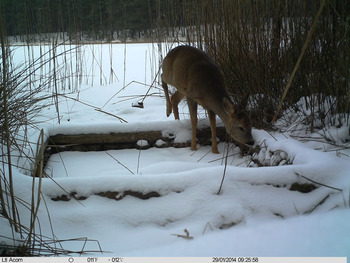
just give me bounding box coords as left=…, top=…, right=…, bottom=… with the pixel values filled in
left=171, top=228, right=194, bottom=240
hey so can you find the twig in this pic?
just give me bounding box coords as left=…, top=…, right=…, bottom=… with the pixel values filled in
left=106, top=152, right=134, bottom=175
left=28, top=129, right=45, bottom=246
left=196, top=148, right=212, bottom=162
left=138, top=66, right=162, bottom=105
left=295, top=172, right=342, bottom=192
left=136, top=142, right=143, bottom=174
left=94, top=108, right=128, bottom=123
left=217, top=140, right=230, bottom=195
left=57, top=93, right=127, bottom=123
left=202, top=222, right=213, bottom=235
left=171, top=228, right=194, bottom=240
left=308, top=194, right=330, bottom=214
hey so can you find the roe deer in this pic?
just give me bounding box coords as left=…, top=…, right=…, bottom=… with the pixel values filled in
left=161, top=45, right=254, bottom=153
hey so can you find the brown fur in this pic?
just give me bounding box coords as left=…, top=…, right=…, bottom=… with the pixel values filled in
left=161, top=46, right=254, bottom=153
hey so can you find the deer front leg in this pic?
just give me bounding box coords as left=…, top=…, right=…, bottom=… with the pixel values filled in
left=208, top=109, right=219, bottom=154
left=187, top=97, right=198, bottom=151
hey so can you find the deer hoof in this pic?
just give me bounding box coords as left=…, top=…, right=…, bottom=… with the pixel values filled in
left=212, top=148, right=219, bottom=154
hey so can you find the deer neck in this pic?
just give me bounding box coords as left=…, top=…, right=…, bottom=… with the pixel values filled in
left=216, top=107, right=231, bottom=128
left=206, top=96, right=231, bottom=125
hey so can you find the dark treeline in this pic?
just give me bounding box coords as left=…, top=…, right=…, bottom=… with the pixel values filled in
left=0, top=0, right=179, bottom=40
left=0, top=0, right=321, bottom=41
left=0, top=0, right=204, bottom=41
left=2, top=0, right=348, bottom=43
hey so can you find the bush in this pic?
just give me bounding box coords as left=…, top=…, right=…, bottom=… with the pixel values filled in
left=158, top=0, right=350, bottom=130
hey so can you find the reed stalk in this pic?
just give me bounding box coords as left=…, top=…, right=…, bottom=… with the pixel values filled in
left=155, top=0, right=349, bottom=129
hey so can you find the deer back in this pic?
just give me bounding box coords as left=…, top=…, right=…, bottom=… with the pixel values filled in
left=162, top=46, right=227, bottom=104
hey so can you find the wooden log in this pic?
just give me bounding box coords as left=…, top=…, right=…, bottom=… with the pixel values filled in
left=49, top=130, right=164, bottom=145
left=39, top=126, right=230, bottom=175
left=48, top=126, right=228, bottom=148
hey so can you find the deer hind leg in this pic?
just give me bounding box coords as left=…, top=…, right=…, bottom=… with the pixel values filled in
left=187, top=97, right=198, bottom=151
left=171, top=91, right=184, bottom=120
left=161, top=77, right=172, bottom=117
left=208, top=109, right=219, bottom=154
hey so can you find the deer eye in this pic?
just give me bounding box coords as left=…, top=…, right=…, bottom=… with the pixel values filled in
left=239, top=127, right=245, bottom=132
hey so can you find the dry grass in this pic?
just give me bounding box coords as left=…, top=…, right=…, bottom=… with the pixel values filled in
left=157, top=0, right=349, bottom=131
left=0, top=27, right=105, bottom=257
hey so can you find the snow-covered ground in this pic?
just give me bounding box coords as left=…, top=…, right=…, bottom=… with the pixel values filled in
left=2, top=43, right=350, bottom=257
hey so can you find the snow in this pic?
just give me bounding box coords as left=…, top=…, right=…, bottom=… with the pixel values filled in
left=1, top=43, right=350, bottom=258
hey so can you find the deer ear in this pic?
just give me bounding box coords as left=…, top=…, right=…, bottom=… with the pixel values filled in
left=237, top=92, right=250, bottom=111
left=223, top=97, right=235, bottom=116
